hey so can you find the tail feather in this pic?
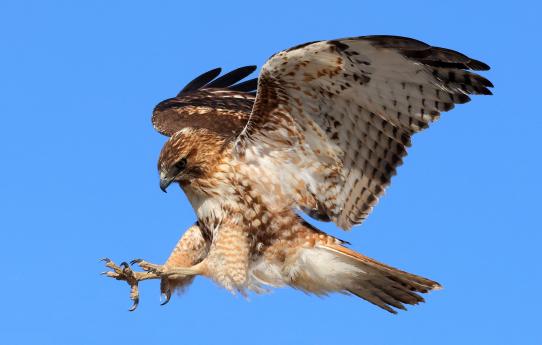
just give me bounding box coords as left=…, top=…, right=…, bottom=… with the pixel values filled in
left=288, top=244, right=441, bottom=314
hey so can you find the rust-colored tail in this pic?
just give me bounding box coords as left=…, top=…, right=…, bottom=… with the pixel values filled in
left=289, top=244, right=441, bottom=313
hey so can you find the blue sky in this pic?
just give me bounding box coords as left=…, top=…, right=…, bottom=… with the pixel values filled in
left=1, top=1, right=540, bottom=344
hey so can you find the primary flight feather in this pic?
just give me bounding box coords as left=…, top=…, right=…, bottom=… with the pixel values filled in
left=102, top=35, right=492, bottom=313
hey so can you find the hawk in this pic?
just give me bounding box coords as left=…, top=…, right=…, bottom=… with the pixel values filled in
left=102, top=35, right=492, bottom=313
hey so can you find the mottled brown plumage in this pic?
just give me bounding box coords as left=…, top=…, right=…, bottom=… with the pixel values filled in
left=103, top=35, right=492, bottom=313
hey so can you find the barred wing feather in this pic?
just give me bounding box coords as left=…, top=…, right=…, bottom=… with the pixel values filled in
left=235, top=36, right=492, bottom=229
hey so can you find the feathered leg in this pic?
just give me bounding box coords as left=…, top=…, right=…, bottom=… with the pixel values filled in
left=132, top=220, right=250, bottom=296
left=158, top=223, right=210, bottom=302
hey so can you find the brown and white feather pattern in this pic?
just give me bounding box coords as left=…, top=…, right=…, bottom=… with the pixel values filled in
left=236, top=36, right=492, bottom=229
left=145, top=36, right=491, bottom=313
left=152, top=65, right=257, bottom=138
left=163, top=223, right=210, bottom=293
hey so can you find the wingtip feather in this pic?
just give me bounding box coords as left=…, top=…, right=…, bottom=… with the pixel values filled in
left=178, top=67, right=222, bottom=95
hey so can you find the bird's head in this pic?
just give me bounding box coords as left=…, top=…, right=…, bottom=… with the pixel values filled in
left=157, top=127, right=227, bottom=192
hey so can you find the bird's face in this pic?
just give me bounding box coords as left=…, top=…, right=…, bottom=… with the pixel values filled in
left=157, top=127, right=225, bottom=192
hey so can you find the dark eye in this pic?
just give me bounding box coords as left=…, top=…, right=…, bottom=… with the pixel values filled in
left=173, top=158, right=187, bottom=174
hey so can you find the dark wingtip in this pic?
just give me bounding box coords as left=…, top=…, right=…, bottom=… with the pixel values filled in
left=469, top=59, right=490, bottom=71
left=361, top=36, right=491, bottom=72
left=178, top=67, right=222, bottom=95
left=474, top=74, right=494, bottom=87
left=229, top=77, right=258, bottom=93
left=455, top=93, right=471, bottom=104
left=206, top=65, right=257, bottom=89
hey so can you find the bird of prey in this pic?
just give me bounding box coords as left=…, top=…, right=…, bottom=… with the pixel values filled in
left=102, top=35, right=492, bottom=313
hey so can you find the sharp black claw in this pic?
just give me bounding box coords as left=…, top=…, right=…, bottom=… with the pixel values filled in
left=160, top=289, right=171, bottom=306
left=120, top=262, right=129, bottom=269
left=99, top=258, right=111, bottom=263
left=100, top=271, right=109, bottom=275
left=130, top=259, right=142, bottom=266
left=128, top=298, right=139, bottom=312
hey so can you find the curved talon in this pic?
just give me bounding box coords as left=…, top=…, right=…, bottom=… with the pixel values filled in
left=128, top=297, right=140, bottom=312
left=160, top=289, right=171, bottom=306
left=99, top=258, right=111, bottom=263
left=120, top=262, right=129, bottom=269
left=130, top=259, right=142, bottom=266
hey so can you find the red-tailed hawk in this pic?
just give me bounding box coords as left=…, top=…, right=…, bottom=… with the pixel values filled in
left=102, top=35, right=492, bottom=313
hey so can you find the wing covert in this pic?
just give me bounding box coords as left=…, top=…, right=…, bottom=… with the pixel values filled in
left=152, top=66, right=258, bottom=138
left=235, top=36, right=492, bottom=229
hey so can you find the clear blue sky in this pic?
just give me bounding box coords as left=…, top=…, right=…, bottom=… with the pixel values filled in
left=1, top=1, right=540, bottom=344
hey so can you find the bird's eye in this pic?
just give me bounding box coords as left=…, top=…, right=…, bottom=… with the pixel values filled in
left=173, top=158, right=187, bottom=173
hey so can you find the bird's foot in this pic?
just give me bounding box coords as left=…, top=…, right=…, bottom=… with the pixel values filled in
left=127, top=258, right=175, bottom=306
left=101, top=258, right=204, bottom=310
left=100, top=258, right=160, bottom=311
left=130, top=258, right=205, bottom=279
left=129, top=258, right=163, bottom=274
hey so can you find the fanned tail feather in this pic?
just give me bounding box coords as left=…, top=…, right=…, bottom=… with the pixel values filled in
left=289, top=244, right=441, bottom=313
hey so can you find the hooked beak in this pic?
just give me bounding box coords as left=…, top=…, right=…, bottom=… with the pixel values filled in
left=159, top=177, right=173, bottom=193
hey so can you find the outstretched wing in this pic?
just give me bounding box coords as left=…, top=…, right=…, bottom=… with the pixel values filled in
left=152, top=66, right=258, bottom=138
left=235, top=36, right=493, bottom=230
